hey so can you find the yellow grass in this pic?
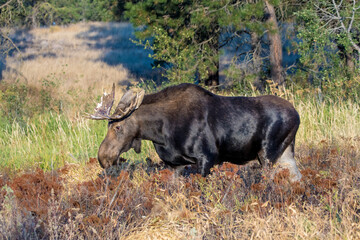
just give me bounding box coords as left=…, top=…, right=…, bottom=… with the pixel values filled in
left=2, top=22, right=141, bottom=116
left=6, top=23, right=129, bottom=87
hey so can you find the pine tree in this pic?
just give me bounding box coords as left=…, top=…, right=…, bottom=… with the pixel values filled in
left=125, top=0, right=226, bottom=85
left=125, top=0, right=289, bottom=86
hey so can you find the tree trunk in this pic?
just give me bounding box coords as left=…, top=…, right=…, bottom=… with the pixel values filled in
left=204, top=33, right=220, bottom=87
left=32, top=11, right=37, bottom=29
left=264, top=0, right=284, bottom=86
left=205, top=60, right=219, bottom=86
left=31, top=4, right=39, bottom=29
left=251, top=31, right=263, bottom=89
left=337, top=42, right=355, bottom=75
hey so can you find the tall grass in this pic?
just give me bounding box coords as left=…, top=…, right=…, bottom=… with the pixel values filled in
left=295, top=97, right=360, bottom=146
left=0, top=90, right=358, bottom=173
left=0, top=113, right=104, bottom=171
left=0, top=112, right=161, bottom=173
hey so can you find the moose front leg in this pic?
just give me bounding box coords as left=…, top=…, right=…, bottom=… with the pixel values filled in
left=196, top=154, right=217, bottom=177
left=193, top=135, right=218, bottom=177
left=173, top=165, right=186, bottom=177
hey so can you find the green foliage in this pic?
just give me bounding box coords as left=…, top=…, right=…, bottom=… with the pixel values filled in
left=125, top=0, right=292, bottom=87
left=81, top=0, right=117, bottom=22
left=0, top=0, right=25, bottom=26
left=125, top=0, right=359, bottom=92
left=0, top=0, right=117, bottom=27
left=40, top=77, right=59, bottom=112
left=223, top=61, right=259, bottom=95
left=296, top=8, right=342, bottom=84
left=0, top=81, right=28, bottom=122
left=51, top=0, right=82, bottom=24
left=294, top=1, right=360, bottom=99
left=125, top=0, right=232, bottom=84
left=0, top=75, right=65, bottom=125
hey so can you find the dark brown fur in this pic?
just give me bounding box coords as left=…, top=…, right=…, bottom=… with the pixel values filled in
left=98, top=83, right=300, bottom=177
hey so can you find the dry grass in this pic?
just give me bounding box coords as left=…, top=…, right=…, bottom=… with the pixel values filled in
left=5, top=23, right=129, bottom=87
left=1, top=22, right=157, bottom=115
left=0, top=143, right=359, bottom=239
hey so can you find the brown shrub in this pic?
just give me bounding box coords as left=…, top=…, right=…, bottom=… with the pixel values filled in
left=1, top=138, right=359, bottom=239
left=8, top=169, right=63, bottom=218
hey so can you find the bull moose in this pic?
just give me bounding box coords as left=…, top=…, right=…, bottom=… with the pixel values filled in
left=89, top=83, right=302, bottom=182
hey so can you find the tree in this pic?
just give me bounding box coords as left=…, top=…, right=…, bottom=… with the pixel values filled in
left=0, top=0, right=117, bottom=27
left=264, top=0, right=284, bottom=85
left=0, top=0, right=25, bottom=27
left=125, top=0, right=293, bottom=87
left=313, top=0, right=360, bottom=71
left=125, top=0, right=230, bottom=86
left=81, top=0, right=117, bottom=22
left=0, top=0, right=25, bottom=58
left=295, top=0, right=360, bottom=85
left=224, top=0, right=290, bottom=87
left=28, top=1, right=56, bottom=28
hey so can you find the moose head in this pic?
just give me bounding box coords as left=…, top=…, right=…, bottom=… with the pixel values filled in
left=88, top=84, right=145, bottom=168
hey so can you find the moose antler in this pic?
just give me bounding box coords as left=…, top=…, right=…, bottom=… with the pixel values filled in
left=87, top=84, right=145, bottom=121
left=87, top=83, right=115, bottom=120
left=111, top=90, right=145, bottom=119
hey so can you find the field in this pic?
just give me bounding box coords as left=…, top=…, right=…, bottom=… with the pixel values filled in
left=0, top=23, right=359, bottom=239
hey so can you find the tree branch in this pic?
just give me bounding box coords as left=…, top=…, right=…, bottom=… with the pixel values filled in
left=332, top=0, right=360, bottom=55
left=0, top=0, right=15, bottom=9
left=0, top=30, right=21, bottom=54
left=348, top=0, right=357, bottom=33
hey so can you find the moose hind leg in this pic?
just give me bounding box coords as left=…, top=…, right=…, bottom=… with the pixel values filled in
left=274, top=143, right=302, bottom=182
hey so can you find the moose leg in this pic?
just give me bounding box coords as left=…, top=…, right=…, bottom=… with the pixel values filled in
left=274, top=143, right=302, bottom=182
left=257, top=149, right=273, bottom=180
left=261, top=137, right=302, bottom=182
left=197, top=157, right=215, bottom=177
left=174, top=165, right=186, bottom=177
left=263, top=121, right=302, bottom=182
left=257, top=149, right=270, bottom=167
left=188, top=128, right=218, bottom=177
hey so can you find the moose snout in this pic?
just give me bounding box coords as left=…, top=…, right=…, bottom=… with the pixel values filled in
left=97, top=153, right=109, bottom=169
left=97, top=141, right=120, bottom=169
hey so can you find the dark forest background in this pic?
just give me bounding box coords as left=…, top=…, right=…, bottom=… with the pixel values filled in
left=1, top=0, right=360, bottom=97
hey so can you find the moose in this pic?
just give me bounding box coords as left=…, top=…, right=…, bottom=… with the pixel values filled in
left=89, top=83, right=302, bottom=182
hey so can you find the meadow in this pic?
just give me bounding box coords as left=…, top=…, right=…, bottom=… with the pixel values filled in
left=0, top=22, right=359, bottom=239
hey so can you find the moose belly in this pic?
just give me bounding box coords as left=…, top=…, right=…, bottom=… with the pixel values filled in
left=218, top=139, right=261, bottom=165
left=154, top=144, right=196, bottom=166
left=218, top=151, right=258, bottom=165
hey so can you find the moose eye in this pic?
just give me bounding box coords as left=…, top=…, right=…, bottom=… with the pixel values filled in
left=115, top=126, right=122, bottom=132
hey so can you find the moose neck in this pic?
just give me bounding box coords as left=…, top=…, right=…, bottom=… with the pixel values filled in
left=132, top=105, right=165, bottom=145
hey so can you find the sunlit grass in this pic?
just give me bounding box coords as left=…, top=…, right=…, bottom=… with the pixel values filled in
left=0, top=112, right=162, bottom=173
left=1, top=92, right=359, bottom=174
left=295, top=97, right=360, bottom=146
left=0, top=113, right=105, bottom=172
